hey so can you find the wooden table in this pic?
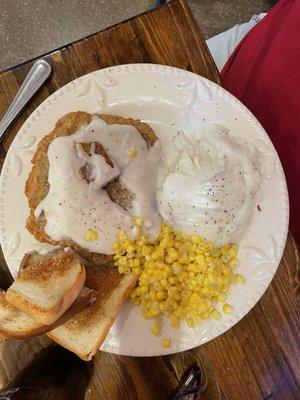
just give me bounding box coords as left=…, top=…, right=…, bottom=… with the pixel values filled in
left=0, top=1, right=299, bottom=399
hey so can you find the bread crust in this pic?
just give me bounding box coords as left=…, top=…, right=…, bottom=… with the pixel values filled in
left=0, top=291, right=41, bottom=339
left=25, top=111, right=157, bottom=265
left=6, top=251, right=86, bottom=325
left=48, top=265, right=137, bottom=360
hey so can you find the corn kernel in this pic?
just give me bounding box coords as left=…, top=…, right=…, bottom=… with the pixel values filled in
left=162, top=225, right=172, bottom=234
left=158, top=277, right=167, bottom=287
left=197, top=302, right=207, bottom=314
left=112, top=242, right=120, bottom=252
left=85, top=229, right=98, bottom=241
left=159, top=302, right=168, bottom=312
left=236, top=274, right=245, bottom=283
left=162, top=338, right=171, bottom=348
left=127, top=244, right=135, bottom=253
left=223, top=266, right=232, bottom=276
left=223, top=303, right=233, bottom=314
left=118, top=230, right=126, bottom=240
left=151, top=323, right=160, bottom=336
left=201, top=286, right=210, bottom=295
left=156, top=290, right=167, bottom=301
left=163, top=264, right=171, bottom=272
left=230, top=259, right=239, bottom=268
left=140, top=286, right=148, bottom=294
left=228, top=247, right=237, bottom=258
left=133, top=267, right=142, bottom=275
left=186, top=318, right=195, bottom=328
left=178, top=255, right=189, bottom=264
left=172, top=261, right=182, bottom=275
left=142, top=245, right=152, bottom=255
left=170, top=315, right=179, bottom=328
left=174, top=293, right=181, bottom=301
left=134, top=217, right=143, bottom=227
left=133, top=258, right=141, bottom=267
left=128, top=147, right=138, bottom=158
left=190, top=293, right=200, bottom=304
left=217, top=293, right=226, bottom=303
left=216, top=276, right=224, bottom=287
left=191, top=235, right=202, bottom=244
left=148, top=309, right=160, bottom=318
left=223, top=287, right=231, bottom=295
left=168, top=276, right=176, bottom=284
left=212, top=309, right=222, bottom=320
left=181, top=290, right=191, bottom=299
left=202, top=310, right=211, bottom=320
left=131, top=298, right=141, bottom=306
left=203, top=275, right=210, bottom=285
left=150, top=291, right=156, bottom=301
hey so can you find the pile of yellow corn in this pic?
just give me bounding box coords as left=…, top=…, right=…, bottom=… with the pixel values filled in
left=113, top=219, right=244, bottom=347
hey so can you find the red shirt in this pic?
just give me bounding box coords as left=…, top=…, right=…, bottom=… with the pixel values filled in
left=222, top=0, right=300, bottom=242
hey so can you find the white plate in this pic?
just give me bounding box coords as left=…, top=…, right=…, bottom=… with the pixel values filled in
left=0, top=64, right=289, bottom=356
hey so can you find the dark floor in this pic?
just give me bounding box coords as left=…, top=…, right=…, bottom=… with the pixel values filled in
left=0, top=0, right=274, bottom=72
left=190, top=0, right=273, bottom=38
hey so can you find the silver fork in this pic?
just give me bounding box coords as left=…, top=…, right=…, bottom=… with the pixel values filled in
left=0, top=59, right=51, bottom=143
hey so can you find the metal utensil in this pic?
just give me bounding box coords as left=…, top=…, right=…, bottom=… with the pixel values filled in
left=173, top=363, right=203, bottom=399
left=0, top=59, right=51, bottom=142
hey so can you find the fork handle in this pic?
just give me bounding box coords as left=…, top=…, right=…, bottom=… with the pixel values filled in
left=0, top=59, right=51, bottom=142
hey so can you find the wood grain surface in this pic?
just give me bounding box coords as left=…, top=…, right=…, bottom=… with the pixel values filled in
left=0, top=1, right=299, bottom=399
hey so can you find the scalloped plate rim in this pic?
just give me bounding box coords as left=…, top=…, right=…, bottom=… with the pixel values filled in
left=0, top=63, right=289, bottom=357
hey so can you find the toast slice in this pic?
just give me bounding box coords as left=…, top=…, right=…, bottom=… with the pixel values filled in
left=25, top=111, right=157, bottom=266
left=0, top=288, right=95, bottom=339
left=2, top=252, right=136, bottom=358
left=6, top=251, right=86, bottom=325
left=0, top=291, right=42, bottom=339
left=48, top=264, right=137, bottom=361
